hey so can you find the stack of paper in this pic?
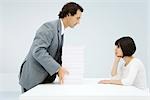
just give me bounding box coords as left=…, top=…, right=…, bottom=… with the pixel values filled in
left=62, top=46, right=85, bottom=84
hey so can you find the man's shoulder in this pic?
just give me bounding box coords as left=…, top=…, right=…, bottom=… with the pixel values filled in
left=37, top=19, right=60, bottom=32
left=43, top=19, right=60, bottom=28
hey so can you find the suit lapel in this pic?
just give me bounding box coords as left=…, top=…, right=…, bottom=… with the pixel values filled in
left=57, top=19, right=62, bottom=49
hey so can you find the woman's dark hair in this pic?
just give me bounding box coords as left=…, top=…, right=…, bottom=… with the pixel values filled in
left=115, top=36, right=136, bottom=57
left=58, top=2, right=84, bottom=18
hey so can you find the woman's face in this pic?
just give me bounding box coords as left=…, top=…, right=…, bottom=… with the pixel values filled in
left=115, top=45, right=123, bottom=57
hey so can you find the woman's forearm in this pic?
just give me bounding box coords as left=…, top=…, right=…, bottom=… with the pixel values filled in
left=99, top=79, right=122, bottom=85
left=111, top=61, right=119, bottom=76
left=111, top=57, right=121, bottom=76
left=110, top=80, right=122, bottom=85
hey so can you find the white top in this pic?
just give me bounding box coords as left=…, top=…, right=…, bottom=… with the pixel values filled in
left=112, top=58, right=147, bottom=90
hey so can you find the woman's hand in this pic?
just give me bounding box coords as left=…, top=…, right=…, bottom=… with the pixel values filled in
left=98, top=79, right=122, bottom=85
left=114, top=56, right=121, bottom=63
left=98, top=80, right=111, bottom=84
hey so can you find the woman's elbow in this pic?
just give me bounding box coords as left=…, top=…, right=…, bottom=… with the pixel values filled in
left=121, top=79, right=133, bottom=86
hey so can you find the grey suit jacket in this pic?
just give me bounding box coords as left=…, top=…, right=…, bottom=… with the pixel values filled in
left=19, top=19, right=63, bottom=90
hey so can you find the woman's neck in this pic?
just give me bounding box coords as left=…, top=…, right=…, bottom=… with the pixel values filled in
left=123, top=56, right=134, bottom=66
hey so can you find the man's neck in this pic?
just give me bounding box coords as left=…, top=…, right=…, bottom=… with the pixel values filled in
left=61, top=18, right=68, bottom=29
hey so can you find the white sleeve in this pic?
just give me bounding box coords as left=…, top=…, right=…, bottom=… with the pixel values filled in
left=121, top=63, right=139, bottom=86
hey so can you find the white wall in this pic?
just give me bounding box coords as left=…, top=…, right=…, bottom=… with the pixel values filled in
left=148, top=0, right=150, bottom=89
left=0, top=0, right=149, bottom=91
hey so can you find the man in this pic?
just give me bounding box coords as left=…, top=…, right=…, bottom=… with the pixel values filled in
left=19, top=2, right=83, bottom=93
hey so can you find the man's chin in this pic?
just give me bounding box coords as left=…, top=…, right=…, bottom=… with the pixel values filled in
left=70, top=26, right=75, bottom=28
left=71, top=24, right=77, bottom=28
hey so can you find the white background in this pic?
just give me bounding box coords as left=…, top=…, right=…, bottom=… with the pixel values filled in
left=0, top=0, right=149, bottom=92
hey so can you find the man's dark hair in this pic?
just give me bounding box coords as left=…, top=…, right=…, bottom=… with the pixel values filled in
left=115, top=36, right=136, bottom=57
left=58, top=2, right=84, bottom=18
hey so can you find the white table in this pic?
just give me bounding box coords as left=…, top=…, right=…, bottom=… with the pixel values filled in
left=19, top=78, right=150, bottom=100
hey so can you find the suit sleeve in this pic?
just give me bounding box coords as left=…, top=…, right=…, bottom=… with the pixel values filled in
left=32, top=28, right=60, bottom=76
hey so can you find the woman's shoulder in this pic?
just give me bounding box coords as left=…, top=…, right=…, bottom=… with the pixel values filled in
left=132, top=58, right=143, bottom=63
left=131, top=58, right=144, bottom=68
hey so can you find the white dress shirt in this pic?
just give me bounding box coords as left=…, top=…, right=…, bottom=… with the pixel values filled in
left=60, top=19, right=64, bottom=35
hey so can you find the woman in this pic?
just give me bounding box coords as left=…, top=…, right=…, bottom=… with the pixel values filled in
left=98, top=36, right=147, bottom=90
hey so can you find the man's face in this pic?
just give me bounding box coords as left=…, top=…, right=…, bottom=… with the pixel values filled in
left=67, top=10, right=82, bottom=28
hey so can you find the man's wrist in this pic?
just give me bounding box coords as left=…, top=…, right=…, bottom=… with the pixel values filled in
left=56, top=66, right=61, bottom=72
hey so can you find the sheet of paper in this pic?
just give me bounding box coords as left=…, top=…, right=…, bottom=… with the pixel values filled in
left=62, top=46, right=85, bottom=84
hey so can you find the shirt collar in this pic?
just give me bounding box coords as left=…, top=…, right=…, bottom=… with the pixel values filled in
left=60, top=19, right=64, bottom=35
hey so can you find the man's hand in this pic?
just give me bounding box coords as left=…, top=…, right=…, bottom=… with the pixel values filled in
left=58, top=67, right=69, bottom=84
